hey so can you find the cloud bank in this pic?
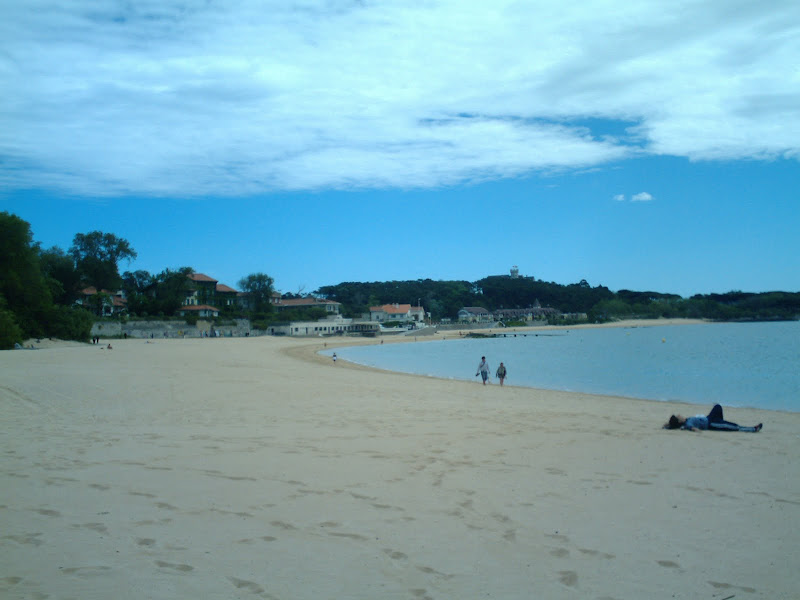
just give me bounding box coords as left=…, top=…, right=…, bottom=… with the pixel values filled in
left=1, top=0, right=798, bottom=196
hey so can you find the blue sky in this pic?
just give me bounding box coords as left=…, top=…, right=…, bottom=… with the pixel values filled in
left=2, top=1, right=799, bottom=298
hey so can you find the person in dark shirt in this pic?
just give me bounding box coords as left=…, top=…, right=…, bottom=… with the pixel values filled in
left=664, top=404, right=762, bottom=432
left=495, top=362, right=507, bottom=386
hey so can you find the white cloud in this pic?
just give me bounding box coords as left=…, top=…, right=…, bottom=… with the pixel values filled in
left=613, top=194, right=626, bottom=202
left=1, top=0, right=798, bottom=196
left=631, top=192, right=654, bottom=202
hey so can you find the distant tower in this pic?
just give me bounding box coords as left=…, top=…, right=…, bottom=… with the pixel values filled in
left=510, top=265, right=519, bottom=279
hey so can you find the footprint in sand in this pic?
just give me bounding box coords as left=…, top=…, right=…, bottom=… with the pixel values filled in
left=657, top=560, right=681, bottom=569
left=4, top=533, right=44, bottom=547
left=155, top=561, right=194, bottom=573
left=60, top=566, right=112, bottom=577
left=579, top=548, right=615, bottom=559
left=129, top=491, right=156, bottom=498
left=558, top=571, right=578, bottom=587
left=708, top=581, right=757, bottom=594
left=73, top=522, right=108, bottom=534
left=328, top=532, right=369, bottom=541
left=228, top=577, right=264, bottom=594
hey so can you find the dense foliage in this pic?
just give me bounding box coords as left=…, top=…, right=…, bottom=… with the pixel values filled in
left=122, top=267, right=195, bottom=317
left=238, top=273, right=275, bottom=314
left=70, top=231, right=137, bottom=291
left=0, top=212, right=94, bottom=347
left=316, top=277, right=800, bottom=323
left=317, top=277, right=618, bottom=320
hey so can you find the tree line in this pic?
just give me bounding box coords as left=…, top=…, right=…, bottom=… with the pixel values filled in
left=316, top=277, right=800, bottom=323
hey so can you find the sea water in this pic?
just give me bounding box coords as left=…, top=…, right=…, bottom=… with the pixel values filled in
left=323, top=321, right=800, bottom=412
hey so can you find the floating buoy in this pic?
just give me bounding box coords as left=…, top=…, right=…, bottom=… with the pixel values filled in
left=662, top=338, right=666, bottom=343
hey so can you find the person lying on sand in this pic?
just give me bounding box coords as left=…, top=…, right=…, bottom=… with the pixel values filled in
left=664, top=404, right=762, bottom=432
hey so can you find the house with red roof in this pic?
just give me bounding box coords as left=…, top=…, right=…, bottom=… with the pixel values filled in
left=180, top=273, right=343, bottom=318
left=369, top=303, right=425, bottom=323
left=182, top=272, right=241, bottom=314
left=272, top=296, right=342, bottom=314
left=76, top=287, right=127, bottom=316
left=177, top=304, right=220, bottom=318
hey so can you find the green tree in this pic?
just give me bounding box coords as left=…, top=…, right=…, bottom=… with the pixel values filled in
left=0, top=295, right=24, bottom=349
left=46, top=305, right=94, bottom=342
left=151, top=268, right=194, bottom=316
left=39, top=246, right=81, bottom=305
left=70, top=231, right=137, bottom=291
left=587, top=298, right=634, bottom=322
left=86, top=291, right=113, bottom=316
left=239, top=273, right=275, bottom=314
left=0, top=211, right=53, bottom=337
left=0, top=212, right=93, bottom=344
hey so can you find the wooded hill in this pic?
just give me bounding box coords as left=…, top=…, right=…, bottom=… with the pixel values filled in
left=316, top=277, right=800, bottom=323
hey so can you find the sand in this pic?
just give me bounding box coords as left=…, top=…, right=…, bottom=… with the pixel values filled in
left=1, top=329, right=798, bottom=599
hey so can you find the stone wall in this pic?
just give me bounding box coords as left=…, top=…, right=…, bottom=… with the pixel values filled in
left=91, top=319, right=256, bottom=339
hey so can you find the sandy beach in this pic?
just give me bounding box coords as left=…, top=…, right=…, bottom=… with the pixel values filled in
left=1, top=329, right=798, bottom=599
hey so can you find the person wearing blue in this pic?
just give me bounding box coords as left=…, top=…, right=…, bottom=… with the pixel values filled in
left=664, top=404, right=762, bottom=432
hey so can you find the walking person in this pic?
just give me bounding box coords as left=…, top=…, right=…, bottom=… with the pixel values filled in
left=496, top=362, right=507, bottom=386
left=476, top=356, right=490, bottom=385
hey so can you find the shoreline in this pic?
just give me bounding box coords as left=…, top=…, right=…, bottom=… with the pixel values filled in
left=17, top=317, right=709, bottom=351
left=302, top=318, right=795, bottom=414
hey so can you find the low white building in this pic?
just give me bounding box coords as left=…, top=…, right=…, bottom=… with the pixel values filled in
left=267, top=315, right=379, bottom=337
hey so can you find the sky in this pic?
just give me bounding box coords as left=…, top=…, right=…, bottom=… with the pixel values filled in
left=1, top=0, right=799, bottom=298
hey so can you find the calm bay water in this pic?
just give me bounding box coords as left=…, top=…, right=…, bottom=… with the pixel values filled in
left=323, top=321, right=800, bottom=412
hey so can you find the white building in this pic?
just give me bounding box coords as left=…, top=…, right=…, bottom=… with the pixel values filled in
left=267, top=315, right=379, bottom=337
left=457, top=306, right=493, bottom=322
left=369, top=303, right=425, bottom=323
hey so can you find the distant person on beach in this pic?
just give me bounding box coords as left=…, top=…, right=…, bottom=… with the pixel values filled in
left=332, top=353, right=337, bottom=363
left=664, top=404, right=762, bottom=432
left=496, top=362, right=507, bottom=386
left=476, top=356, right=490, bottom=385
